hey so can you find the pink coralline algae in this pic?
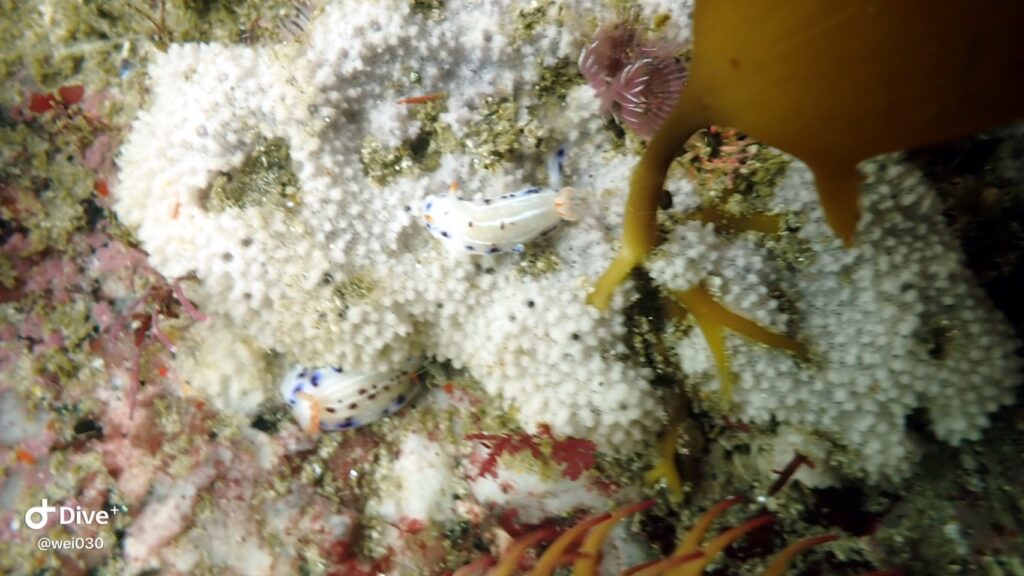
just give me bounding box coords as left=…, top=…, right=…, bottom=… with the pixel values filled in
left=578, top=20, right=688, bottom=138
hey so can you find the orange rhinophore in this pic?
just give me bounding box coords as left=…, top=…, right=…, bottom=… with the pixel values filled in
left=296, top=391, right=322, bottom=434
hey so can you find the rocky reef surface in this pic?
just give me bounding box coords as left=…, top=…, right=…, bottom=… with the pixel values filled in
left=1, top=1, right=1022, bottom=574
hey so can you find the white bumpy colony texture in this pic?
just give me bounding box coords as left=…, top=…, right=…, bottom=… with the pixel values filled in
left=114, top=0, right=689, bottom=450
left=651, top=159, right=1020, bottom=482
left=116, top=0, right=1019, bottom=479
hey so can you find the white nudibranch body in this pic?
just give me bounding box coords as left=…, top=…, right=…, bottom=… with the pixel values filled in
left=422, top=187, right=576, bottom=254
left=280, top=357, right=421, bottom=433
left=422, top=147, right=577, bottom=254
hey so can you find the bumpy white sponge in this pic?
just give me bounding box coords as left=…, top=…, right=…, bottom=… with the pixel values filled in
left=115, top=0, right=671, bottom=451
left=657, top=159, right=1020, bottom=481
left=116, top=0, right=1017, bottom=477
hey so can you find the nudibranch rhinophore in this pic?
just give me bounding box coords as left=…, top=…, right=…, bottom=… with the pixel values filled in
left=280, top=357, right=422, bottom=433
left=422, top=147, right=577, bottom=254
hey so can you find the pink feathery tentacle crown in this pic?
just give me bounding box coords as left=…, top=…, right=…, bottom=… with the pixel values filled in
left=578, top=20, right=688, bottom=138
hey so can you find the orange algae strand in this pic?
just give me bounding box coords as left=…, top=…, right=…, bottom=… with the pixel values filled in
left=674, top=496, right=743, bottom=556
left=491, top=525, right=559, bottom=576
left=622, top=551, right=703, bottom=576
left=529, top=513, right=611, bottom=576
left=667, top=514, right=775, bottom=576
left=591, top=0, right=1024, bottom=309
left=572, top=500, right=656, bottom=576
left=762, top=534, right=838, bottom=576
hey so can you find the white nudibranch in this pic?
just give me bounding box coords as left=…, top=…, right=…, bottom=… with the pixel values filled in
left=422, top=148, right=577, bottom=254
left=280, top=357, right=422, bottom=433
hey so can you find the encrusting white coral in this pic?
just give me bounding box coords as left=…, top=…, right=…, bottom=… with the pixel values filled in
left=115, top=0, right=679, bottom=450
left=651, top=158, right=1020, bottom=481
left=115, top=0, right=1019, bottom=478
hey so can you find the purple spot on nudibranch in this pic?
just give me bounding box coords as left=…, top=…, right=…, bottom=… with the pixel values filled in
left=487, top=246, right=500, bottom=254
left=440, top=230, right=450, bottom=238
left=395, top=394, right=407, bottom=404
left=311, top=373, right=320, bottom=387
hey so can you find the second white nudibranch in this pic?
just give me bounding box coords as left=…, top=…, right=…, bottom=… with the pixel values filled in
left=422, top=148, right=577, bottom=254
left=280, top=357, right=422, bottom=434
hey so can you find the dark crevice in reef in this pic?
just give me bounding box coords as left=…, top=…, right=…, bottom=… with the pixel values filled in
left=621, top=268, right=685, bottom=389
left=907, top=129, right=1024, bottom=339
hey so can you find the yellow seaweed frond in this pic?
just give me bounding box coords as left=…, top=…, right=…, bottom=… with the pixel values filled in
left=645, top=421, right=685, bottom=502
left=674, top=284, right=807, bottom=400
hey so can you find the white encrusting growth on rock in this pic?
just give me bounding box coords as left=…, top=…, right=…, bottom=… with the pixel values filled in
left=115, top=0, right=673, bottom=451
left=115, top=0, right=1019, bottom=480
left=652, top=159, right=1020, bottom=481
